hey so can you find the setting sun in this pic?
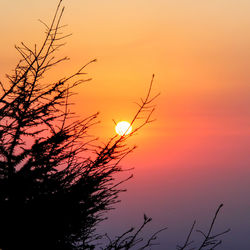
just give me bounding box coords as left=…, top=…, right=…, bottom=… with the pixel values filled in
left=115, top=121, right=132, bottom=136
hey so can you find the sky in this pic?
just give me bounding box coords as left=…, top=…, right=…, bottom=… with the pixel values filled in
left=1, top=0, right=250, bottom=249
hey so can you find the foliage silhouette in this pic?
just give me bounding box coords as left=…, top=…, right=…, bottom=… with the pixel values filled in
left=0, top=1, right=230, bottom=250
left=176, top=204, right=230, bottom=250
left=0, top=1, right=159, bottom=249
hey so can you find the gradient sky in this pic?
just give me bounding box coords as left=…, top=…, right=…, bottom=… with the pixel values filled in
left=1, top=1, right=250, bottom=249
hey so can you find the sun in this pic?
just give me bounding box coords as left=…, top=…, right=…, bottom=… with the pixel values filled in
left=115, top=121, right=132, bottom=136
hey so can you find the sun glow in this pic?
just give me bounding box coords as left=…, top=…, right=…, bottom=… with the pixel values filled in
left=115, top=121, right=132, bottom=136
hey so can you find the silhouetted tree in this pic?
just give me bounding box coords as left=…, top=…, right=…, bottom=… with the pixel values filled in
left=0, top=1, right=230, bottom=250
left=0, top=1, right=158, bottom=249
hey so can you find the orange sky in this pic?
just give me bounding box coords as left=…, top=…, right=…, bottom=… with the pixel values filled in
left=1, top=1, right=250, bottom=249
